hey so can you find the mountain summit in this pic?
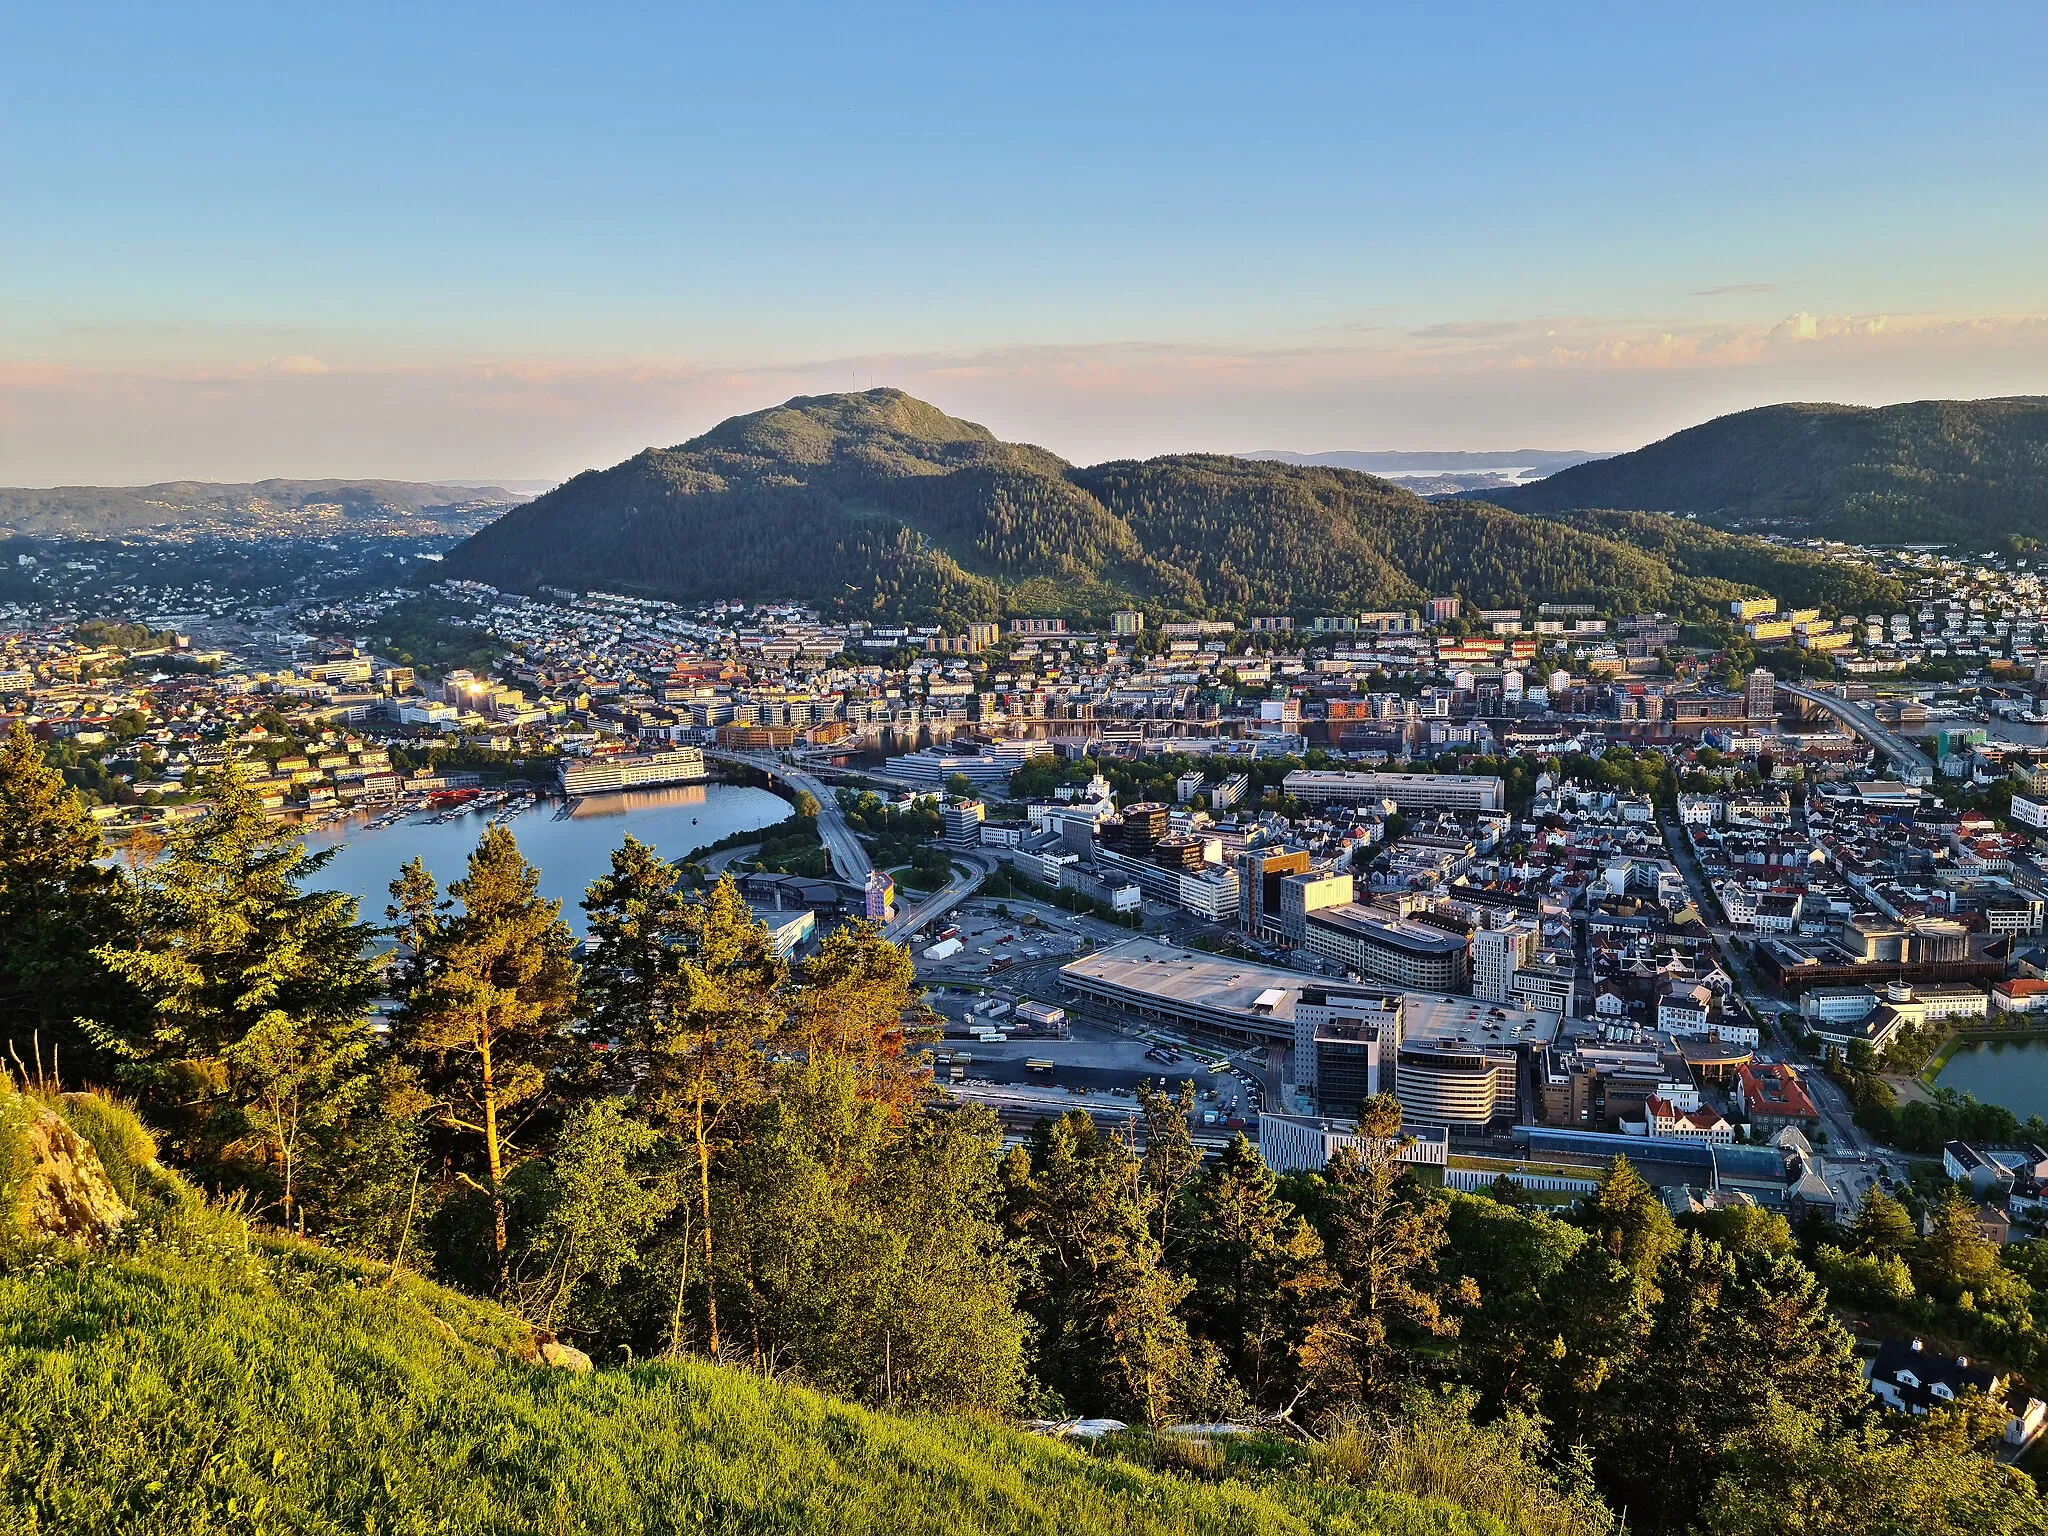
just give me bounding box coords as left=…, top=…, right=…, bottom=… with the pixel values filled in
left=442, top=389, right=1896, bottom=621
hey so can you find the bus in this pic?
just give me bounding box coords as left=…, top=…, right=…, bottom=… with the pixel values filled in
left=1025, top=1059, right=1055, bottom=1074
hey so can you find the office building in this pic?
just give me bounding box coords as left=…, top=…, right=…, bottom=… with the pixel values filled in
left=1396, top=1044, right=1517, bottom=1129
left=1236, top=845, right=1310, bottom=938
left=1302, top=905, right=1471, bottom=991
left=558, top=746, right=705, bottom=796
left=942, top=799, right=986, bottom=847
left=1283, top=770, right=1504, bottom=813
left=1746, top=667, right=1778, bottom=721
left=1103, top=801, right=1170, bottom=853
left=1472, top=921, right=1540, bottom=1002
left=1279, top=870, right=1355, bottom=945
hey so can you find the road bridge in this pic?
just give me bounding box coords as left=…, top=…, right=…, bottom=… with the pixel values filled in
left=703, top=749, right=874, bottom=885
left=1777, top=681, right=1934, bottom=783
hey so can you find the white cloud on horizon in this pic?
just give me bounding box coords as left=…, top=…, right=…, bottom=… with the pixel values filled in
left=4, top=310, right=2045, bottom=485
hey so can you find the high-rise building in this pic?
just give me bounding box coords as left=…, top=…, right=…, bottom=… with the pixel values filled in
left=1746, top=667, right=1778, bottom=722
left=1472, top=922, right=1540, bottom=1002
left=1425, top=596, right=1461, bottom=624
left=1111, top=609, right=1144, bottom=636
left=864, top=870, right=895, bottom=922
left=1104, top=801, right=1170, bottom=854
left=942, top=799, right=986, bottom=847
left=1235, top=845, right=1310, bottom=937
left=1279, top=870, right=1356, bottom=944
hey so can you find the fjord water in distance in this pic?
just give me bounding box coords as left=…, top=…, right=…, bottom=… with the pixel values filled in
left=303, top=782, right=791, bottom=936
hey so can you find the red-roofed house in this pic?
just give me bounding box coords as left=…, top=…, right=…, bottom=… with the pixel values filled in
left=1644, top=1095, right=1737, bottom=1143
left=1735, top=1061, right=1819, bottom=1131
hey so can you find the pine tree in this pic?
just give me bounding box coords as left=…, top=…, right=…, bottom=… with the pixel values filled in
left=1920, top=1189, right=1999, bottom=1297
left=1583, top=1154, right=1680, bottom=1285
left=0, top=721, right=133, bottom=1076
left=1000, top=1110, right=1197, bottom=1422
left=390, top=825, right=580, bottom=1286
left=1182, top=1133, right=1342, bottom=1408
left=645, top=874, right=785, bottom=1359
left=1848, top=1186, right=1916, bottom=1259
left=1136, top=1080, right=1203, bottom=1254
left=1318, top=1093, right=1468, bottom=1392
left=579, top=835, right=690, bottom=1064
left=790, top=919, right=921, bottom=1108
left=94, top=765, right=378, bottom=1226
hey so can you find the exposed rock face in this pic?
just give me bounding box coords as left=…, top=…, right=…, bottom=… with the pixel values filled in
left=10, top=1102, right=134, bottom=1246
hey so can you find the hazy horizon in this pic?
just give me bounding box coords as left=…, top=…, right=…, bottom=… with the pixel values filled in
left=6, top=5, right=2045, bottom=485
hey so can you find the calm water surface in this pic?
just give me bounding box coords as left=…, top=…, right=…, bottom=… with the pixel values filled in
left=1933, top=1037, right=2048, bottom=1120
left=302, top=783, right=790, bottom=935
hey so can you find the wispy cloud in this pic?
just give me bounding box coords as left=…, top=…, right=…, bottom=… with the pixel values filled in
left=1691, top=282, right=1779, bottom=297
left=7, top=311, right=2047, bottom=483
left=1410, top=320, right=1535, bottom=340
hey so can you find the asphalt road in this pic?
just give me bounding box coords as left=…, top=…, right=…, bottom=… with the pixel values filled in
left=704, top=749, right=874, bottom=885
left=886, top=850, right=997, bottom=942
left=1778, top=681, right=1934, bottom=780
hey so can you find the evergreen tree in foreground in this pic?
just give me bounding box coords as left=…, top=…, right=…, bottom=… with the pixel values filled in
left=389, top=824, right=580, bottom=1288
left=0, top=721, right=134, bottom=1078
left=94, top=765, right=379, bottom=1227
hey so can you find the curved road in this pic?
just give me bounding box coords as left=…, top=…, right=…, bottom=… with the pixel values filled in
left=703, top=748, right=873, bottom=885
left=705, top=748, right=995, bottom=940
left=885, top=850, right=997, bottom=943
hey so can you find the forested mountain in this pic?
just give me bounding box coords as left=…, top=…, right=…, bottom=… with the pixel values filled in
left=1474, top=397, right=2048, bottom=547
left=443, top=389, right=1899, bottom=622
left=0, top=479, right=526, bottom=537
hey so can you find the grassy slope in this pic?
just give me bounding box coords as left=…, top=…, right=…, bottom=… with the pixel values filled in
left=0, top=1093, right=1505, bottom=1536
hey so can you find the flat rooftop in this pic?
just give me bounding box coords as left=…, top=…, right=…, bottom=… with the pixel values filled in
left=1059, top=938, right=1560, bottom=1045
left=1061, top=939, right=1308, bottom=1028
left=1308, top=905, right=1470, bottom=955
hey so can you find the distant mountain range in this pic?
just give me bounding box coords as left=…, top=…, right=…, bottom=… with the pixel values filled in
left=1469, top=397, right=2048, bottom=548
left=440, top=389, right=1899, bottom=622
left=1246, top=448, right=1606, bottom=475
left=1243, top=449, right=1608, bottom=498
left=0, top=479, right=528, bottom=538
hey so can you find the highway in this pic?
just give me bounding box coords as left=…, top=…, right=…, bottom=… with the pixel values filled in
left=1777, top=681, right=1934, bottom=781
left=706, top=748, right=995, bottom=940
left=886, top=850, right=997, bottom=943
left=703, top=749, right=874, bottom=885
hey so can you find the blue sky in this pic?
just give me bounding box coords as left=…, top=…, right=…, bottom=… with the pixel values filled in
left=5, top=2, right=2046, bottom=482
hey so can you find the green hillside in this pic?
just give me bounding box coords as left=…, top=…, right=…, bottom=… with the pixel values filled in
left=441, top=389, right=1898, bottom=622
left=0, top=1087, right=1505, bottom=1536
left=1475, top=397, right=2048, bottom=547
left=0, top=479, right=525, bottom=538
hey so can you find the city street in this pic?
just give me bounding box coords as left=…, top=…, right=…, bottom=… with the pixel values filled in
left=1660, top=808, right=1879, bottom=1186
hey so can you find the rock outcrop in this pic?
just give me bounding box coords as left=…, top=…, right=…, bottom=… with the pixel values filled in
left=5, top=1099, right=134, bottom=1246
